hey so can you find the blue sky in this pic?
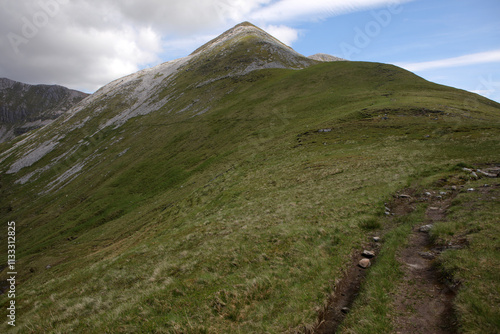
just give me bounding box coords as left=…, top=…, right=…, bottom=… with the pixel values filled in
left=1, top=0, right=499, bottom=102
left=287, top=0, right=500, bottom=102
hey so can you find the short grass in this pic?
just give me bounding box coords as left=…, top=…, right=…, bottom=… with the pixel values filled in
left=432, top=179, right=500, bottom=333
left=338, top=207, right=425, bottom=334
left=1, top=60, right=499, bottom=333
left=338, top=170, right=500, bottom=334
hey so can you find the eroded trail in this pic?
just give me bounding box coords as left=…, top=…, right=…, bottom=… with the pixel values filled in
left=392, top=197, right=457, bottom=333
left=314, top=241, right=379, bottom=333
left=313, top=189, right=459, bottom=334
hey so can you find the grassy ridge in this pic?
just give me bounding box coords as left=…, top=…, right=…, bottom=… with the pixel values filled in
left=1, top=61, right=499, bottom=332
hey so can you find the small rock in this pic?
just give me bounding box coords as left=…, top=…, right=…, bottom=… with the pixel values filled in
left=373, top=236, right=381, bottom=242
left=471, top=172, right=478, bottom=179
left=429, top=207, right=439, bottom=210
left=341, top=307, right=350, bottom=314
left=46, top=265, right=52, bottom=269
left=419, top=224, right=433, bottom=233
left=358, top=258, right=371, bottom=269
left=477, top=169, right=498, bottom=178
left=362, top=250, right=376, bottom=258
left=418, top=251, right=435, bottom=260
left=467, top=188, right=475, bottom=192
left=440, top=191, right=447, bottom=195
left=425, top=192, right=432, bottom=196
left=451, top=185, right=457, bottom=190
left=399, top=194, right=411, bottom=199
left=462, top=167, right=473, bottom=173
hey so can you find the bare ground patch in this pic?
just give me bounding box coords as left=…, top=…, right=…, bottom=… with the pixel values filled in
left=391, top=191, right=458, bottom=334
left=314, top=239, right=380, bottom=334
left=311, top=188, right=459, bottom=334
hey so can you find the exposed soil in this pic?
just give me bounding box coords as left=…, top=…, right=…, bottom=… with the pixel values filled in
left=314, top=241, right=380, bottom=334
left=313, top=187, right=460, bottom=334
left=391, top=195, right=458, bottom=334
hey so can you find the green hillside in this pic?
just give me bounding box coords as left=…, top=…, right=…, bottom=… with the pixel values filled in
left=1, top=26, right=499, bottom=333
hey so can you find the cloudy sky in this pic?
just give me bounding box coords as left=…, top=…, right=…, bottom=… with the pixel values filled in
left=1, top=0, right=499, bottom=102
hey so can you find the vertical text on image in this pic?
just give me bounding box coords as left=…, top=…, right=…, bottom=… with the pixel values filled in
left=7, top=221, right=17, bottom=327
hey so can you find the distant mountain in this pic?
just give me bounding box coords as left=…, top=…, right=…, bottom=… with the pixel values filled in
left=0, top=78, right=88, bottom=143
left=0, top=22, right=499, bottom=333
left=308, top=53, right=346, bottom=62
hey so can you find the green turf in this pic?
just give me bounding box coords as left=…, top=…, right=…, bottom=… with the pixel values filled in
left=1, top=60, right=499, bottom=333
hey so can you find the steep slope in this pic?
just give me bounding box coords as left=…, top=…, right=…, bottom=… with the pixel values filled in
left=0, top=22, right=499, bottom=333
left=0, top=78, right=88, bottom=143
left=55, top=21, right=317, bottom=131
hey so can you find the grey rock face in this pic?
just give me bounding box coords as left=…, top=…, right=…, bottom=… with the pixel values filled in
left=0, top=78, right=88, bottom=143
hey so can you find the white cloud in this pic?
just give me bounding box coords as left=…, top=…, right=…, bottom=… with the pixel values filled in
left=263, top=25, right=299, bottom=46
left=0, top=0, right=415, bottom=93
left=250, top=0, right=412, bottom=22
left=0, top=0, right=276, bottom=92
left=397, top=50, right=500, bottom=72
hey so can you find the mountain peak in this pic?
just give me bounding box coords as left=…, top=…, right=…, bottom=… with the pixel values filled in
left=186, top=21, right=315, bottom=82
left=190, top=21, right=298, bottom=57
left=233, top=21, right=258, bottom=28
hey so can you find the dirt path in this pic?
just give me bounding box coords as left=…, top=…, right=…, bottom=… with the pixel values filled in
left=314, top=243, right=379, bottom=334
left=313, top=189, right=458, bottom=334
left=392, top=198, right=457, bottom=333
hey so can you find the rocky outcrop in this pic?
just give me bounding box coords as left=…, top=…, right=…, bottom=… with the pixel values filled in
left=0, top=78, right=88, bottom=143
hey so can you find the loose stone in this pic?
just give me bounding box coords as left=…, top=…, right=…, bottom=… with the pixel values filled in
left=358, top=258, right=371, bottom=269
left=419, top=224, right=433, bottom=233
left=362, top=250, right=376, bottom=258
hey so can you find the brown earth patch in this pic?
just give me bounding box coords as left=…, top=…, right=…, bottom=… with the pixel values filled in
left=391, top=192, right=458, bottom=334
left=311, top=187, right=459, bottom=334
left=314, top=240, right=380, bottom=334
